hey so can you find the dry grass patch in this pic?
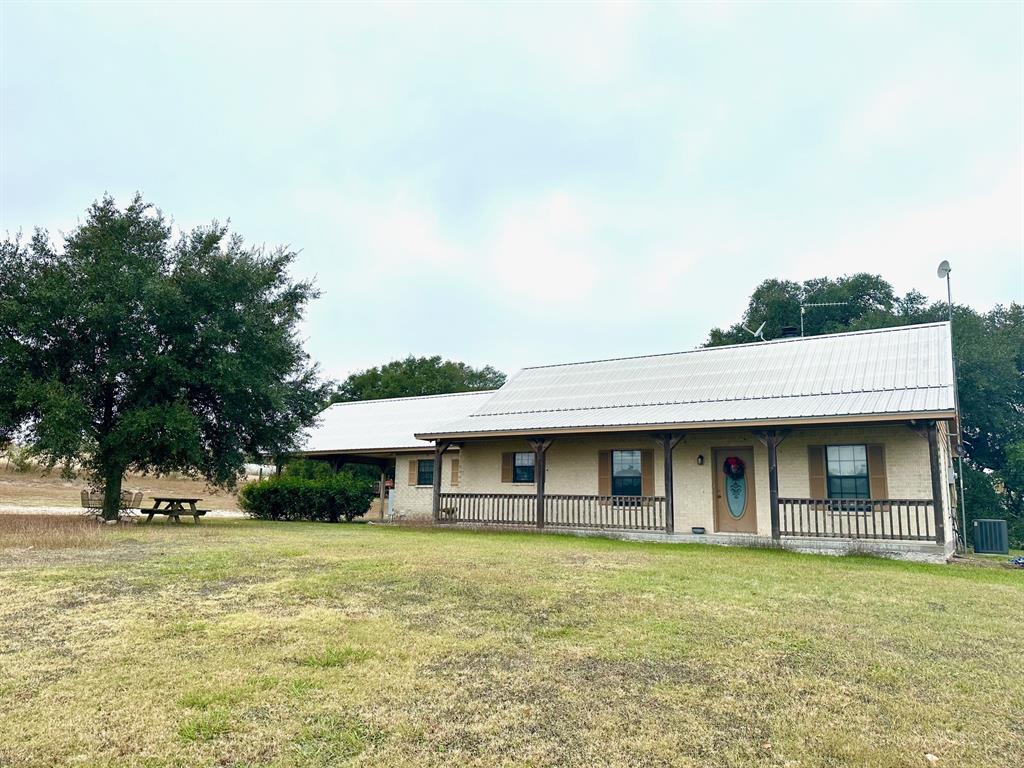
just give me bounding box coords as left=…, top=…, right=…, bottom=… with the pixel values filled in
left=0, top=513, right=106, bottom=550
left=0, top=465, right=241, bottom=510
left=0, top=521, right=1020, bottom=767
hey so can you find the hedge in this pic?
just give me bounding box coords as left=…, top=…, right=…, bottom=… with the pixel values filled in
left=238, top=472, right=375, bottom=523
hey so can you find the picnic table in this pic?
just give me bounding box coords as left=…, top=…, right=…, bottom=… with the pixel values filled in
left=144, top=497, right=208, bottom=524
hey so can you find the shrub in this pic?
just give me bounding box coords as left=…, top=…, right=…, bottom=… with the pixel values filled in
left=238, top=472, right=374, bottom=523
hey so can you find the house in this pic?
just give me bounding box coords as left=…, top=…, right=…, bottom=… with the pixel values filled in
left=300, top=390, right=496, bottom=518
left=303, top=322, right=960, bottom=561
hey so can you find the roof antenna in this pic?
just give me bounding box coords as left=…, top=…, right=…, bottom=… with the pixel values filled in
left=800, top=302, right=849, bottom=336
left=741, top=321, right=767, bottom=341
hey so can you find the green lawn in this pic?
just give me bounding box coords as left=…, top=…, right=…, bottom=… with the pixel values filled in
left=0, top=518, right=1021, bottom=767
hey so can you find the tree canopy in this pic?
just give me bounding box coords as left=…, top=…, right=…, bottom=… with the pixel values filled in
left=0, top=195, right=328, bottom=519
left=333, top=356, right=505, bottom=403
left=706, top=273, right=1024, bottom=545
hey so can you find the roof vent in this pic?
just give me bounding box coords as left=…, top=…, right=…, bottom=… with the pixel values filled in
left=779, top=326, right=799, bottom=338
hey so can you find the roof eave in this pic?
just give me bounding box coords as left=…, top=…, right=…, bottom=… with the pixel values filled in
left=414, top=409, right=959, bottom=441
left=296, top=445, right=457, bottom=457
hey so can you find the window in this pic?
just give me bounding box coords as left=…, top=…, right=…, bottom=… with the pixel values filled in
left=826, top=445, right=870, bottom=499
left=611, top=450, right=642, bottom=497
left=513, top=452, right=535, bottom=483
left=416, top=459, right=434, bottom=486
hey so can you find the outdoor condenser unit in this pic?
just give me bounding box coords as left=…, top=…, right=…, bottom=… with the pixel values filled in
left=973, top=519, right=1009, bottom=555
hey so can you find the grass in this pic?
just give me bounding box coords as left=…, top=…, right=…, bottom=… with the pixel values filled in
left=0, top=513, right=108, bottom=549
left=0, top=517, right=1020, bottom=767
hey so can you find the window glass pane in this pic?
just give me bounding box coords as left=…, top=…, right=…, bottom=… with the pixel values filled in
left=514, top=452, right=535, bottom=467
left=612, top=450, right=642, bottom=497
left=825, top=445, right=870, bottom=499
left=512, top=452, right=535, bottom=483
left=417, top=459, right=434, bottom=486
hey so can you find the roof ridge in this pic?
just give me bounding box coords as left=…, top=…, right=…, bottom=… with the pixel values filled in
left=520, top=321, right=950, bottom=372
left=325, top=389, right=497, bottom=408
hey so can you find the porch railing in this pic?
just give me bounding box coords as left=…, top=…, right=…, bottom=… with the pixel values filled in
left=438, top=493, right=537, bottom=526
left=778, top=498, right=936, bottom=541
left=437, top=493, right=666, bottom=532
left=546, top=494, right=666, bottom=531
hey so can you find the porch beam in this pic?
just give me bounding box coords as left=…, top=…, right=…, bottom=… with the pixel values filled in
left=431, top=441, right=452, bottom=522
left=653, top=433, right=684, bottom=534
left=755, top=430, right=789, bottom=540
left=528, top=438, right=553, bottom=529
left=926, top=422, right=946, bottom=544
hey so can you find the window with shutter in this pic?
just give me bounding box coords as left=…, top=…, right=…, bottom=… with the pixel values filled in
left=611, top=450, right=642, bottom=497
left=416, top=459, right=434, bottom=486
left=825, top=445, right=869, bottom=499
left=512, top=452, right=535, bottom=483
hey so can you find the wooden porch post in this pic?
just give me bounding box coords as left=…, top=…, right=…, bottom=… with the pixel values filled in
left=653, top=433, right=684, bottom=534
left=528, top=438, right=553, bottom=529
left=378, top=466, right=387, bottom=520
left=926, top=422, right=946, bottom=544
left=431, top=441, right=451, bottom=522
left=756, top=430, right=788, bottom=540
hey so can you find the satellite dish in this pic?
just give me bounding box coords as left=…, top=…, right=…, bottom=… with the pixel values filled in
left=937, top=260, right=951, bottom=279
left=741, top=322, right=766, bottom=341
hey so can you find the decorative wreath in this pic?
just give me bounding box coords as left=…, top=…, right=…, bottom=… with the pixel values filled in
left=723, top=456, right=745, bottom=480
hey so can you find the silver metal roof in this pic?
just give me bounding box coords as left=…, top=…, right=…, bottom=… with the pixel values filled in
left=418, top=322, right=956, bottom=438
left=301, top=390, right=496, bottom=454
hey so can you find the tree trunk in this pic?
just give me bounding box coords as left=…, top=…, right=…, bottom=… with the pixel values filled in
left=101, top=470, right=124, bottom=521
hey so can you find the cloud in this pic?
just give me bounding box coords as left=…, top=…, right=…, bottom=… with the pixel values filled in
left=788, top=155, right=1023, bottom=304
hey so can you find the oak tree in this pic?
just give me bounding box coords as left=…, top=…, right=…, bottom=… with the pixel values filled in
left=0, top=195, right=329, bottom=520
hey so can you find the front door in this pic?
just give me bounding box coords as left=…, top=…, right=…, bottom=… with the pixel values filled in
left=713, top=447, right=758, bottom=533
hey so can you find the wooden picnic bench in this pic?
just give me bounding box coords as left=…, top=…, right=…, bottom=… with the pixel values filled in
left=144, top=496, right=209, bottom=524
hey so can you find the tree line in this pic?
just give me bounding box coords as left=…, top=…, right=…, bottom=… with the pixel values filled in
left=2, top=196, right=1019, bottom=543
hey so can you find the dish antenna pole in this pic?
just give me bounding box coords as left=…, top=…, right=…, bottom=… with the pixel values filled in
left=741, top=321, right=766, bottom=341
left=799, top=302, right=849, bottom=336
left=937, top=260, right=953, bottom=322
left=938, top=259, right=967, bottom=551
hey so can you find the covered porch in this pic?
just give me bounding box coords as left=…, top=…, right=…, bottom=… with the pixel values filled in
left=424, top=420, right=954, bottom=555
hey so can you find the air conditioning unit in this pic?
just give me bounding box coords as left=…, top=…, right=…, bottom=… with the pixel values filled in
left=973, top=519, right=1009, bottom=555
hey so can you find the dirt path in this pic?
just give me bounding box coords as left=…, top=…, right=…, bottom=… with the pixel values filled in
left=0, top=467, right=243, bottom=512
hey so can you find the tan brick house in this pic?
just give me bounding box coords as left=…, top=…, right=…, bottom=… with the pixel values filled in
left=303, top=323, right=960, bottom=561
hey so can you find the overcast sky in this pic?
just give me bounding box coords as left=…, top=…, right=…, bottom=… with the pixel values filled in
left=2, top=2, right=1021, bottom=382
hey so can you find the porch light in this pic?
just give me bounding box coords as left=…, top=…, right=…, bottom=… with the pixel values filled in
left=697, top=454, right=704, bottom=466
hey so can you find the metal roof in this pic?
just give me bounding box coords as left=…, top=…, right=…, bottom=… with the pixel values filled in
left=301, top=390, right=496, bottom=454
left=418, top=322, right=956, bottom=438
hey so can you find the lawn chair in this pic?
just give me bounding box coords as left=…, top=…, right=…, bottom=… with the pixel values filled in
left=80, top=489, right=143, bottom=519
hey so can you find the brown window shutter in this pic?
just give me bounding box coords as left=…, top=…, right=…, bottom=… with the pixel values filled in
left=641, top=449, right=655, bottom=496
left=808, top=446, right=826, bottom=498
left=450, top=458, right=460, bottom=487
left=867, top=444, right=887, bottom=499
left=408, top=459, right=417, bottom=486
left=598, top=451, right=611, bottom=496
left=501, top=452, right=514, bottom=483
